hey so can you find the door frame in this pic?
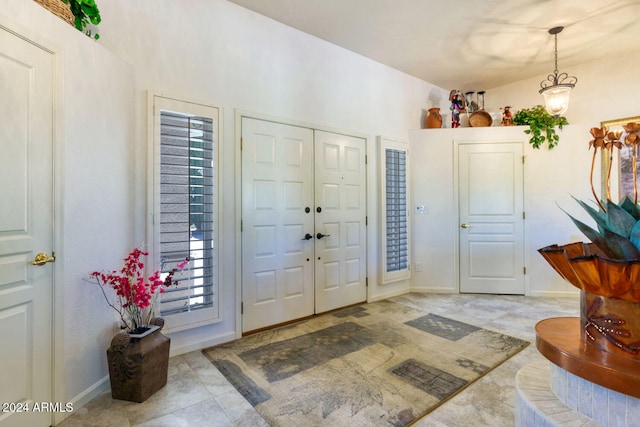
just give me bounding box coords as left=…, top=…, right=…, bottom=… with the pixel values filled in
left=234, top=110, right=372, bottom=338
left=452, top=138, right=529, bottom=296
left=0, top=16, right=65, bottom=426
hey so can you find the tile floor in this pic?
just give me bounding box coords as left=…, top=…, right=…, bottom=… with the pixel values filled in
left=58, top=293, right=580, bottom=427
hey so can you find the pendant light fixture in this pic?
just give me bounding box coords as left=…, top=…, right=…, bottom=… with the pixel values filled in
left=539, top=26, right=577, bottom=116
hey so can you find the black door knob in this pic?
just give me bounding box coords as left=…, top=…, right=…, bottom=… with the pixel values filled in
left=316, top=233, right=331, bottom=239
left=301, top=233, right=313, bottom=240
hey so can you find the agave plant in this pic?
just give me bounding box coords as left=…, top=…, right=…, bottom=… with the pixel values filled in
left=564, top=196, right=640, bottom=261
left=540, top=122, right=640, bottom=263
left=538, top=123, right=640, bottom=359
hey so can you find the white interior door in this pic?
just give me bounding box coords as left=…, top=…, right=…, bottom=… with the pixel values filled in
left=458, top=142, right=525, bottom=294
left=314, top=130, right=367, bottom=312
left=0, top=28, right=55, bottom=427
left=241, top=118, right=315, bottom=332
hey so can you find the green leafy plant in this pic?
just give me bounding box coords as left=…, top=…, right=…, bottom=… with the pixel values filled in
left=63, top=0, right=101, bottom=40
left=513, top=105, right=568, bottom=149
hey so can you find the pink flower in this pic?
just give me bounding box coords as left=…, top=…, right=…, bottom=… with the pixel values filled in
left=88, top=248, right=188, bottom=333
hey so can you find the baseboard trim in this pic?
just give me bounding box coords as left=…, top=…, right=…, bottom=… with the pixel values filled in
left=368, top=288, right=411, bottom=302
left=169, top=331, right=236, bottom=357
left=54, top=375, right=109, bottom=425
left=528, top=290, right=580, bottom=298
left=408, top=286, right=458, bottom=294
left=54, top=331, right=236, bottom=424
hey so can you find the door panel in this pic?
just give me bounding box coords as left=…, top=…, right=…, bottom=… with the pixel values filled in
left=458, top=142, right=524, bottom=294
left=241, top=118, right=315, bottom=332
left=314, top=131, right=367, bottom=312
left=0, top=28, right=54, bottom=427
left=242, top=121, right=368, bottom=330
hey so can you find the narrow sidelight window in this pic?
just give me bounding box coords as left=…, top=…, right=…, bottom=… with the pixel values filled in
left=378, top=137, right=410, bottom=284
left=150, top=94, right=221, bottom=331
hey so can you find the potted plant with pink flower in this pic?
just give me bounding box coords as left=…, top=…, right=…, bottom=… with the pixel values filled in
left=90, top=247, right=188, bottom=335
left=89, top=247, right=188, bottom=402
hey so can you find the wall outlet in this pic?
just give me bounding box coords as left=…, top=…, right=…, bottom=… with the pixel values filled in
left=415, top=262, right=423, bottom=272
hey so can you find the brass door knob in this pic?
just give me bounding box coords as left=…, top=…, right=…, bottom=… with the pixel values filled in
left=461, top=223, right=472, bottom=229
left=31, top=252, right=56, bottom=266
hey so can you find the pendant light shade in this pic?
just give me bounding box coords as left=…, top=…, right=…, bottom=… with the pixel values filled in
left=539, top=26, right=577, bottom=116
left=540, top=85, right=572, bottom=116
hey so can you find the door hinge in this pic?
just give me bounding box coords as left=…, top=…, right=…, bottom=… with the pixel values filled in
left=240, top=137, right=243, bottom=151
left=523, top=267, right=527, bottom=275
left=366, top=277, right=369, bottom=287
left=241, top=301, right=243, bottom=314
left=240, top=219, right=243, bottom=232
left=522, top=155, right=525, bottom=164
left=366, top=216, right=368, bottom=226
left=522, top=211, right=526, bottom=220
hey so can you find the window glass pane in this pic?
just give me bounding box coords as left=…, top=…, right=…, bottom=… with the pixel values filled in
left=159, top=110, right=216, bottom=316
left=385, top=148, right=408, bottom=272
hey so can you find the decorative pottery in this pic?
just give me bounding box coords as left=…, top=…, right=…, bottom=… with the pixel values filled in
left=107, top=317, right=170, bottom=402
left=469, top=110, right=492, bottom=127
left=425, top=107, right=443, bottom=128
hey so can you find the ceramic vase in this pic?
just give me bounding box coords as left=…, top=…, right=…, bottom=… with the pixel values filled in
left=425, top=107, right=443, bottom=128
left=107, top=317, right=170, bottom=402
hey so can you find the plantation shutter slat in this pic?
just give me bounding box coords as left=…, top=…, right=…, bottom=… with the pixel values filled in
left=385, top=148, right=408, bottom=272
left=159, top=110, right=216, bottom=316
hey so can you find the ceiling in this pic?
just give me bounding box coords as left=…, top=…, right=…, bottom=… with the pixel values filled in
left=228, top=0, right=640, bottom=91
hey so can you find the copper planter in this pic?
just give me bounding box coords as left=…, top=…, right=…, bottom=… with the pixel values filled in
left=539, top=243, right=640, bottom=360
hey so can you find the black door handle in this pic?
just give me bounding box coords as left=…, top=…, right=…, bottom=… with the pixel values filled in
left=301, top=233, right=313, bottom=240
left=316, top=233, right=330, bottom=239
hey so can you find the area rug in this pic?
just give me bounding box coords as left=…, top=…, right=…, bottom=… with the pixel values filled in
left=202, top=300, right=528, bottom=426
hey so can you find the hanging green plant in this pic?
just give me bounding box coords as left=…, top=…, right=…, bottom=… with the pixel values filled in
left=63, top=0, right=101, bottom=40
left=513, top=105, right=568, bottom=149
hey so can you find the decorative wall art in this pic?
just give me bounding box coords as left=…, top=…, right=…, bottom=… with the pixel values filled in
left=600, top=116, right=640, bottom=202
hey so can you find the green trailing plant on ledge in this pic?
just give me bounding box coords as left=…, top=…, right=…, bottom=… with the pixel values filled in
left=63, top=0, right=101, bottom=40
left=513, top=105, right=568, bottom=149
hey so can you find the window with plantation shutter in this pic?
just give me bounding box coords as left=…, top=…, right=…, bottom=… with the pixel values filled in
left=150, top=94, right=221, bottom=332
left=378, top=136, right=411, bottom=284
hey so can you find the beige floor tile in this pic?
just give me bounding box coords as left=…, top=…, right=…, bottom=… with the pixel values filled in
left=59, top=293, right=581, bottom=426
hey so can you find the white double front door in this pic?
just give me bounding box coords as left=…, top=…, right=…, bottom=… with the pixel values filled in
left=0, top=27, right=55, bottom=427
left=241, top=118, right=367, bottom=332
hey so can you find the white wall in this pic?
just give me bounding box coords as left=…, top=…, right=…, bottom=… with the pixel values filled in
left=93, top=0, right=447, bottom=352
left=0, top=0, right=445, bottom=414
left=7, top=0, right=640, bottom=419
left=409, top=47, right=640, bottom=297
left=486, top=52, right=640, bottom=136
left=1, top=0, right=135, bottom=419
left=488, top=48, right=640, bottom=293
left=409, top=125, right=593, bottom=296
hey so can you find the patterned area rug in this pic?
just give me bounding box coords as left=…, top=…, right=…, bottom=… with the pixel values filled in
left=202, top=300, right=528, bottom=426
